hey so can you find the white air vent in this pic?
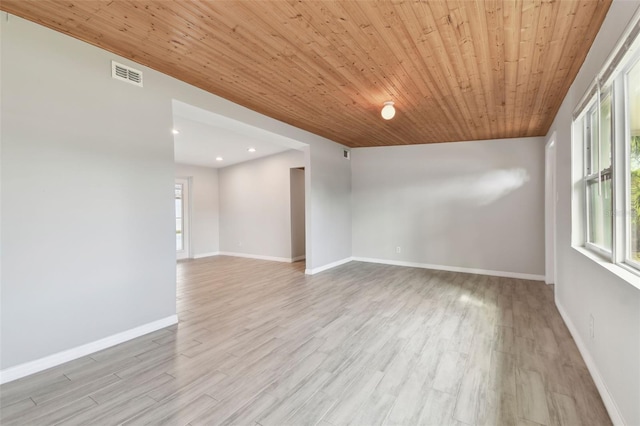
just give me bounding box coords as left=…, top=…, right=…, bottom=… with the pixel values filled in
left=343, top=149, right=350, bottom=160
left=111, top=61, right=143, bottom=87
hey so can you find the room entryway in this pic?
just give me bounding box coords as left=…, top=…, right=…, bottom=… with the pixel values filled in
left=545, top=134, right=557, bottom=285
left=290, top=167, right=306, bottom=264
left=175, top=177, right=191, bottom=260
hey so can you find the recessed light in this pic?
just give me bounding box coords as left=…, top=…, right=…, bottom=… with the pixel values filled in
left=172, top=129, right=180, bottom=135
left=216, top=156, right=223, bottom=161
left=248, top=147, right=256, bottom=153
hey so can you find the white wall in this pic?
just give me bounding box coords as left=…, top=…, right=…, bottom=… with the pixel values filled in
left=175, top=163, right=219, bottom=258
left=1, top=15, right=352, bottom=372
left=219, top=150, right=304, bottom=260
left=1, top=16, right=177, bottom=369
left=351, top=138, right=545, bottom=277
left=290, top=168, right=306, bottom=260
left=545, top=1, right=640, bottom=424
left=307, top=143, right=352, bottom=270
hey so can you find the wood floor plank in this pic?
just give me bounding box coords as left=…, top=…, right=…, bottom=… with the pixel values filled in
left=0, top=257, right=611, bottom=425
left=453, top=367, right=485, bottom=425
left=0, top=357, right=96, bottom=407
left=372, top=348, right=416, bottom=397
left=347, top=392, right=394, bottom=426
left=322, top=370, right=384, bottom=425
left=146, top=370, right=226, bottom=403
left=549, top=391, right=581, bottom=426
left=216, top=391, right=278, bottom=426
left=62, top=353, right=141, bottom=382
left=125, top=393, right=217, bottom=426
left=90, top=372, right=175, bottom=405
left=572, top=368, right=612, bottom=426
left=31, top=372, right=120, bottom=406
left=57, top=395, right=156, bottom=426
left=258, top=370, right=332, bottom=426
left=476, top=389, right=518, bottom=426
left=284, top=391, right=337, bottom=426
left=516, top=367, right=551, bottom=425
left=386, top=371, right=429, bottom=425
left=488, top=350, right=517, bottom=396
left=263, top=351, right=327, bottom=398
left=432, top=350, right=467, bottom=395
left=0, top=372, right=71, bottom=408
left=0, top=397, right=36, bottom=423
left=5, top=396, right=98, bottom=426
left=416, top=388, right=457, bottom=426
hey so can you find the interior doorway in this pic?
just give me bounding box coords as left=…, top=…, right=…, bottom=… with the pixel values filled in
left=290, top=167, right=306, bottom=263
left=175, top=177, right=191, bottom=260
left=171, top=99, right=311, bottom=276
left=545, top=134, right=557, bottom=285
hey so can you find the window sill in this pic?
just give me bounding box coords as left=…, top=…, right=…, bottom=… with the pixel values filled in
left=573, top=246, right=640, bottom=291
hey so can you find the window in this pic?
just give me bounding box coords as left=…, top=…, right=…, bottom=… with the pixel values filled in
left=584, top=91, right=613, bottom=254
left=626, top=58, right=640, bottom=266
left=575, top=14, right=640, bottom=274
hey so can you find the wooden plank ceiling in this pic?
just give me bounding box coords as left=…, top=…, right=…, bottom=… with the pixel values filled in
left=1, top=0, right=612, bottom=147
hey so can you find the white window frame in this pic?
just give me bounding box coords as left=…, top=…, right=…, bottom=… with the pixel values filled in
left=582, top=92, right=614, bottom=259
left=623, top=53, right=640, bottom=271
left=574, top=10, right=640, bottom=277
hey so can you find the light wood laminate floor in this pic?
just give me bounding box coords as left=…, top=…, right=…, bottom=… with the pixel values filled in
left=1, top=257, right=611, bottom=425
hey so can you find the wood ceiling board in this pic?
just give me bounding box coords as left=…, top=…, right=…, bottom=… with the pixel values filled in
left=0, top=0, right=612, bottom=148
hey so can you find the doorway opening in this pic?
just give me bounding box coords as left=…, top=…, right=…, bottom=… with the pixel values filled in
left=290, top=167, right=306, bottom=263
left=171, top=99, right=310, bottom=270
left=175, top=177, right=191, bottom=260
left=545, top=134, right=557, bottom=285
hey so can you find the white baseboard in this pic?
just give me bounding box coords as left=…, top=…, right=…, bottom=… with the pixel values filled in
left=218, top=251, right=292, bottom=263
left=192, top=251, right=220, bottom=259
left=351, top=257, right=545, bottom=281
left=218, top=252, right=304, bottom=263
left=305, top=257, right=353, bottom=275
left=0, top=314, right=178, bottom=385
left=555, top=301, right=625, bottom=426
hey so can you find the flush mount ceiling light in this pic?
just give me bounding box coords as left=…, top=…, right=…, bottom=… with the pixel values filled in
left=381, top=101, right=396, bottom=120
left=248, top=147, right=256, bottom=153
left=216, top=156, right=223, bottom=161
left=172, top=129, right=180, bottom=135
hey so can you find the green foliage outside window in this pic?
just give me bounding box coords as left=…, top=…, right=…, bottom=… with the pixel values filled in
left=630, top=135, right=640, bottom=259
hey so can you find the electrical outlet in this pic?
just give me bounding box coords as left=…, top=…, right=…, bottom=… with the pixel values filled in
left=396, top=246, right=401, bottom=254
left=589, top=314, right=595, bottom=339
left=238, top=240, right=243, bottom=247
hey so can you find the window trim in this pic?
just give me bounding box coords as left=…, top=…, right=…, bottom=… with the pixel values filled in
left=573, top=9, right=640, bottom=277
left=623, top=52, right=640, bottom=269
left=582, top=91, right=614, bottom=258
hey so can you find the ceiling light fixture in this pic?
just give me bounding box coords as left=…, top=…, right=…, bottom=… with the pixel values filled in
left=216, top=156, right=223, bottom=161
left=381, top=101, right=396, bottom=120
left=248, top=147, right=256, bottom=153
left=172, top=129, right=180, bottom=135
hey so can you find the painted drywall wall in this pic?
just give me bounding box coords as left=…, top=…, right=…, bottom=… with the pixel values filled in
left=290, top=168, right=306, bottom=260
left=544, top=1, right=640, bottom=424
left=175, top=163, right=220, bottom=258
left=219, top=150, right=304, bottom=260
left=307, top=143, right=352, bottom=270
left=1, top=15, right=351, bottom=370
left=1, top=16, right=176, bottom=369
left=351, top=138, right=545, bottom=277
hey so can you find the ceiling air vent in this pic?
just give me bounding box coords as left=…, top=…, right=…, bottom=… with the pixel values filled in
left=111, top=61, right=143, bottom=87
